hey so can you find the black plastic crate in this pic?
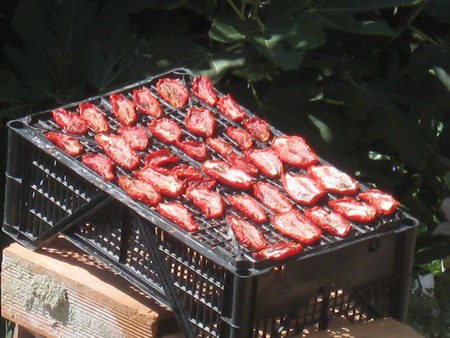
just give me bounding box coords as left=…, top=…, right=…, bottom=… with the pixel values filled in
left=3, top=68, right=418, bottom=337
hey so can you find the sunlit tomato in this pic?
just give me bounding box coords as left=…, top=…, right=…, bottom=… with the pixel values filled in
left=144, top=148, right=180, bottom=167
left=148, top=118, right=182, bottom=144
left=79, top=103, right=109, bottom=133
left=157, top=202, right=198, bottom=232
left=81, top=153, right=115, bottom=181
left=227, top=214, right=267, bottom=251
left=191, top=76, right=217, bottom=106
left=304, top=206, right=352, bottom=237
left=230, top=156, right=259, bottom=177
left=225, top=127, right=253, bottom=150
left=308, top=165, right=359, bottom=195
left=94, top=133, right=140, bottom=171
left=134, top=165, right=184, bottom=198
left=45, top=131, right=84, bottom=156
left=357, top=189, right=399, bottom=215
left=171, top=164, right=203, bottom=181
left=156, top=78, right=189, bottom=108
left=110, top=93, right=137, bottom=126
left=271, top=209, right=322, bottom=245
left=246, top=148, right=283, bottom=178
left=117, top=176, right=161, bottom=206
left=52, top=108, right=88, bottom=135
left=253, top=242, right=303, bottom=261
left=201, top=160, right=254, bottom=190
left=216, top=94, right=246, bottom=121
left=176, top=140, right=207, bottom=161
left=118, top=125, right=149, bottom=150
left=206, top=137, right=236, bottom=162
left=184, top=107, right=215, bottom=138
left=272, top=135, right=317, bottom=169
left=243, top=117, right=271, bottom=142
left=281, top=172, right=325, bottom=205
left=328, top=197, right=378, bottom=223
left=226, top=194, right=267, bottom=223
left=186, top=186, right=224, bottom=218
left=132, top=87, right=162, bottom=118
left=253, top=182, right=292, bottom=213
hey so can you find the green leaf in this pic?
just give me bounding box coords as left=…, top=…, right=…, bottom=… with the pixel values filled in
left=310, top=0, right=422, bottom=11
left=209, top=18, right=253, bottom=43
left=254, top=42, right=303, bottom=70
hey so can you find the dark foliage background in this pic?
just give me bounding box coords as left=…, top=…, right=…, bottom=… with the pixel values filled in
left=1, top=0, right=450, bottom=335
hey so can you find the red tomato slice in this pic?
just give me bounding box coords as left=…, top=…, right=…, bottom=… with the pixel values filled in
left=243, top=117, right=271, bottom=142
left=271, top=209, right=322, bottom=245
left=226, top=194, right=267, bottom=223
left=328, top=197, right=378, bottom=223
left=45, top=131, right=84, bottom=156
left=110, top=93, right=137, bottom=126
left=201, top=160, right=254, bottom=190
left=308, top=165, right=359, bottom=195
left=176, top=140, right=207, bottom=161
left=184, top=107, right=215, bottom=138
left=117, top=176, right=161, bottom=206
left=156, top=78, right=189, bottom=108
left=253, top=242, right=302, bottom=260
left=216, top=94, right=246, bottom=121
left=171, top=164, right=203, bottom=181
left=186, top=186, right=224, bottom=218
left=253, top=182, right=292, bottom=213
left=148, top=118, right=182, bottom=144
left=246, top=148, right=283, bottom=178
left=134, top=165, right=184, bottom=198
left=144, top=148, right=180, bottom=167
left=157, top=202, right=198, bottom=232
left=79, top=103, right=109, bottom=133
left=94, top=133, right=140, bottom=171
left=117, top=125, right=149, bottom=151
left=230, top=156, right=259, bottom=177
left=357, top=189, right=399, bottom=215
left=191, top=76, right=217, bottom=106
left=206, top=137, right=236, bottom=162
left=227, top=214, right=267, bottom=251
left=304, top=206, right=351, bottom=237
left=132, top=87, right=162, bottom=118
left=52, top=108, right=89, bottom=135
left=272, top=135, right=318, bottom=169
left=225, top=127, right=253, bottom=150
left=81, top=153, right=115, bottom=181
left=281, top=172, right=325, bottom=205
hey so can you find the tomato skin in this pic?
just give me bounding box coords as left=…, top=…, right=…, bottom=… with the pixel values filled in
left=253, top=182, right=292, bottom=213
left=144, top=148, right=180, bottom=167
left=304, top=206, right=351, bottom=237
left=357, top=189, right=399, bottom=215
left=132, top=87, right=162, bottom=118
left=110, top=93, right=137, bottom=126
left=81, top=153, right=115, bottom=181
left=134, top=165, right=185, bottom=198
left=281, top=172, right=325, bottom=205
left=308, top=165, right=359, bottom=195
left=271, top=209, right=322, bottom=245
left=148, top=118, right=182, bottom=144
left=118, top=125, right=149, bottom=151
left=186, top=186, right=224, bottom=218
left=185, top=107, right=215, bottom=138
left=94, top=133, right=140, bottom=171
left=52, top=108, right=89, bottom=135
left=206, top=137, right=236, bottom=162
left=230, top=156, right=259, bottom=177
left=253, top=242, right=302, bottom=260
left=272, top=135, right=317, bottom=169
left=216, top=94, right=246, bottom=121
left=45, top=131, right=84, bottom=156
left=171, top=164, right=203, bottom=181
left=201, top=160, right=254, bottom=190
left=191, top=76, right=217, bottom=106
left=328, top=197, right=378, bottom=223
left=156, top=78, right=189, bottom=108
left=227, top=214, right=267, bottom=251
left=246, top=148, right=283, bottom=178
left=117, top=176, right=161, bottom=206
left=157, top=202, right=198, bottom=232
left=79, top=103, right=109, bottom=133
left=225, top=127, right=253, bottom=150
left=176, top=140, right=207, bottom=161
left=243, top=117, right=271, bottom=142
left=226, top=194, right=267, bottom=223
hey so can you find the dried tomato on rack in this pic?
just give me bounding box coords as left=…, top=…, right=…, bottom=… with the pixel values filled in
left=225, top=127, right=253, bottom=150
left=79, top=103, right=109, bottom=133
left=156, top=78, right=189, bottom=108
left=226, top=194, right=267, bottom=224
left=117, top=176, right=161, bottom=206
left=253, top=242, right=303, bottom=261
left=357, top=189, right=399, bottom=215
left=184, top=107, right=215, bottom=138
left=216, top=94, right=246, bottom=121
left=132, top=87, right=162, bottom=118
left=110, top=93, right=137, bottom=126
left=272, top=136, right=317, bottom=169
left=227, top=214, right=267, bottom=251
left=253, top=182, right=292, bottom=214
left=271, top=209, right=322, bottom=245
left=45, top=131, right=84, bottom=156
left=202, top=160, right=254, bottom=190
left=281, top=173, right=325, bottom=205
left=328, top=197, right=378, bottom=223
left=52, top=109, right=89, bottom=135
left=117, top=125, right=149, bottom=151
left=243, top=117, right=271, bottom=142
left=230, top=156, right=259, bottom=177
left=308, top=165, right=359, bottom=195
left=191, top=76, right=217, bottom=106
left=157, top=202, right=198, bottom=232
left=81, top=153, right=115, bottom=181
left=148, top=118, right=182, bottom=144
left=185, top=176, right=217, bottom=190
left=94, top=133, right=140, bottom=171
left=304, top=206, right=351, bottom=237
left=171, top=164, right=203, bottom=181
left=186, top=185, right=224, bottom=219
left=135, top=165, right=184, bottom=198
left=176, top=140, right=207, bottom=161
left=206, top=137, right=236, bottom=162
left=144, top=148, right=180, bottom=167
left=246, top=148, right=283, bottom=178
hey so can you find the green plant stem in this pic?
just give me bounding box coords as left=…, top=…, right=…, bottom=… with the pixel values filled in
left=227, top=0, right=245, bottom=20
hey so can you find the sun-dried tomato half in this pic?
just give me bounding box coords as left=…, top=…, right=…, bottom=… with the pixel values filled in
left=176, top=140, right=207, bottom=161
left=271, top=209, right=322, bottom=245
left=230, top=156, right=259, bottom=177
left=185, top=176, right=217, bottom=190
left=156, top=78, right=189, bottom=109
left=117, top=125, right=149, bottom=151
left=304, top=206, right=351, bottom=237
left=144, top=148, right=180, bottom=167
left=202, top=160, right=254, bottom=190
left=132, top=87, right=162, bottom=118
left=243, top=117, right=271, bottom=142
left=216, top=94, right=246, bottom=121
left=185, top=107, right=215, bottom=138
left=328, top=197, right=378, bottom=223
left=226, top=194, right=267, bottom=224
left=79, top=103, right=109, bottom=133
left=253, top=182, right=292, bottom=213
left=157, top=202, right=198, bottom=232
left=281, top=173, right=325, bottom=205
left=117, top=176, right=161, bottom=206
left=206, top=137, right=236, bottom=162
left=148, top=118, right=182, bottom=144
left=308, top=165, right=359, bottom=195
left=134, top=165, right=185, bottom=198
left=357, top=189, right=399, bottom=215
left=81, top=153, right=115, bottom=181
left=225, top=127, right=253, bottom=150
left=94, top=133, right=140, bottom=171
left=246, top=148, right=283, bottom=178
left=272, top=135, right=317, bottom=169
left=52, top=108, right=89, bottom=135
left=110, top=93, right=137, bottom=126
left=45, top=131, right=84, bottom=156
left=191, top=76, right=217, bottom=106
left=227, top=214, right=267, bottom=251
left=186, top=185, right=224, bottom=218
left=253, top=242, right=302, bottom=261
